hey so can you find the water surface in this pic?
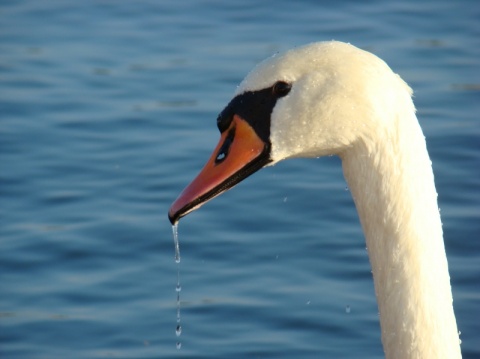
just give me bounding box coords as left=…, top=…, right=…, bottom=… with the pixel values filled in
left=1, top=1, right=479, bottom=358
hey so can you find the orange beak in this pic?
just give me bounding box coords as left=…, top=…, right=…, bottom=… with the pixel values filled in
left=168, top=114, right=270, bottom=224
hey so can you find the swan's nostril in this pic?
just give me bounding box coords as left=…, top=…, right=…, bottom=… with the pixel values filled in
left=215, top=151, right=226, bottom=162
left=215, top=127, right=235, bottom=164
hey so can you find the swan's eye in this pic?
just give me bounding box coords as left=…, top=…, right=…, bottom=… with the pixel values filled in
left=215, top=127, right=235, bottom=164
left=272, top=81, right=291, bottom=97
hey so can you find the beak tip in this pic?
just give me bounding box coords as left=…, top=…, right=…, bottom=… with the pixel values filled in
left=168, top=208, right=179, bottom=225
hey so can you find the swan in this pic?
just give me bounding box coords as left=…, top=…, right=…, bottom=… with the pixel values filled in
left=168, top=41, right=461, bottom=359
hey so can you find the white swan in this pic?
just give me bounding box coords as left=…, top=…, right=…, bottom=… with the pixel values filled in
left=168, top=41, right=461, bottom=359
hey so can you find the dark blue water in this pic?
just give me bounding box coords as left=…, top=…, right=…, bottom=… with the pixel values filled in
left=1, top=1, right=479, bottom=358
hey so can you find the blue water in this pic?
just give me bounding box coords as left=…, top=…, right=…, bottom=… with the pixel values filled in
left=1, top=1, right=479, bottom=358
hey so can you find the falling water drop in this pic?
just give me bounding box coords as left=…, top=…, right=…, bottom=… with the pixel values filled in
left=172, top=224, right=182, bottom=349
left=345, top=305, right=351, bottom=314
left=172, top=224, right=180, bottom=263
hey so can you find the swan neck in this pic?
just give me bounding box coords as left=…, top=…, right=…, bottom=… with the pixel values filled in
left=341, top=116, right=461, bottom=358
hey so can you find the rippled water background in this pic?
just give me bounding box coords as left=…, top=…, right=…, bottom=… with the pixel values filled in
left=1, top=1, right=479, bottom=358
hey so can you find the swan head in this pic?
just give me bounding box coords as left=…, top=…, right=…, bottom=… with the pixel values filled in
left=169, top=41, right=413, bottom=224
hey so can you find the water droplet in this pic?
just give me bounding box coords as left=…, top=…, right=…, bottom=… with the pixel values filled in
left=345, top=305, right=351, bottom=314
left=172, top=224, right=181, bottom=263
left=172, top=223, right=183, bottom=349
